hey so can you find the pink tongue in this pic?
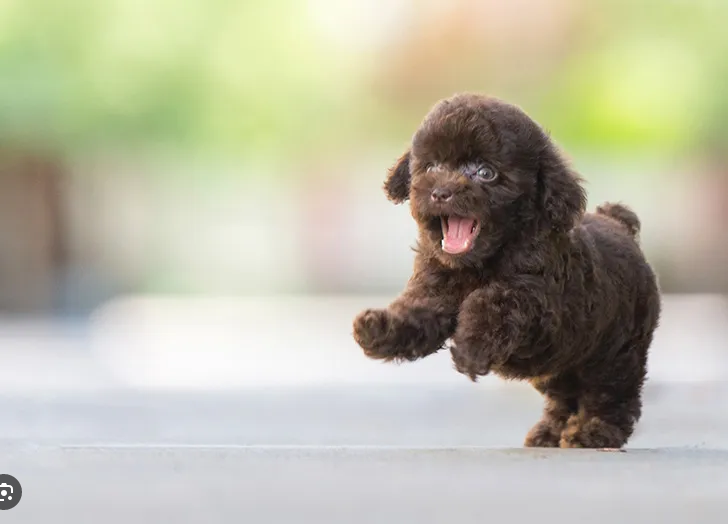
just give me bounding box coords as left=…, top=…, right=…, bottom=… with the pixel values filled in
left=443, top=217, right=476, bottom=254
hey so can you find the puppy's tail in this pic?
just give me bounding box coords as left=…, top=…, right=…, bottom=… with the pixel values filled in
left=596, top=202, right=641, bottom=238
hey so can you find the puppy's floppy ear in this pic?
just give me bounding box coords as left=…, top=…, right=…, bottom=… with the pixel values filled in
left=539, top=156, right=587, bottom=232
left=383, top=150, right=411, bottom=204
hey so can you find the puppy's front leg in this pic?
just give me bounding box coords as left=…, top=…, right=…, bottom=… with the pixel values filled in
left=353, top=273, right=461, bottom=362
left=451, top=281, right=557, bottom=380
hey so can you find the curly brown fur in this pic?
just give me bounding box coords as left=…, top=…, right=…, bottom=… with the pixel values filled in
left=352, top=93, right=661, bottom=449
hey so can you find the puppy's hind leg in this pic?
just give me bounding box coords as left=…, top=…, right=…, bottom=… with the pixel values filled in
left=559, top=391, right=642, bottom=449
left=560, top=340, right=648, bottom=449
left=525, top=373, right=579, bottom=448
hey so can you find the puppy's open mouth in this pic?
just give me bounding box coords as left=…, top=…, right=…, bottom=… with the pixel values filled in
left=440, top=216, right=480, bottom=254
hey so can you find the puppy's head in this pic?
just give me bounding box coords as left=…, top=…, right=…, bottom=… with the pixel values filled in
left=383, top=93, right=586, bottom=267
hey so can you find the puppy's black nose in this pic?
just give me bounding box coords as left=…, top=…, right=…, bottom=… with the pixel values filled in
left=431, top=188, right=453, bottom=203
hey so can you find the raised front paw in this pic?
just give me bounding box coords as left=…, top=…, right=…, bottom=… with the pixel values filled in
left=450, top=283, right=544, bottom=380
left=449, top=339, right=492, bottom=381
left=353, top=309, right=390, bottom=356
left=352, top=309, right=420, bottom=362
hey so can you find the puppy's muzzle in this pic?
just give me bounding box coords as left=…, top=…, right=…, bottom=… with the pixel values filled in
left=431, top=188, right=453, bottom=203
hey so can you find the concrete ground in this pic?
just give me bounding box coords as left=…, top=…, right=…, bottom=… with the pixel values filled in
left=5, top=444, right=728, bottom=524
left=2, top=383, right=728, bottom=524
left=1, top=294, right=728, bottom=523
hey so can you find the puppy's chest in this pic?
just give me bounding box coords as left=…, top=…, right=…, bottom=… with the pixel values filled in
left=441, top=271, right=489, bottom=301
left=458, top=270, right=532, bottom=297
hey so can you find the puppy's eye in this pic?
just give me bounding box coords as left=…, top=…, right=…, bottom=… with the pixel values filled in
left=426, top=164, right=436, bottom=173
left=475, top=167, right=497, bottom=182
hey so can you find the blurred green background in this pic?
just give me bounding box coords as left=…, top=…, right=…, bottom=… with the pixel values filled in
left=1, top=0, right=727, bottom=315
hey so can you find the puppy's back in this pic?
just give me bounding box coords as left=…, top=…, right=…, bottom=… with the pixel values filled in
left=572, top=204, right=658, bottom=324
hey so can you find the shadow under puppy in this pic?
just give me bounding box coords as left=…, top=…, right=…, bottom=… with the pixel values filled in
left=352, top=93, right=661, bottom=449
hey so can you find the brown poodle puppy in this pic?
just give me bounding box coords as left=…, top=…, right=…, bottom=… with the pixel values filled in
left=352, top=93, right=661, bottom=449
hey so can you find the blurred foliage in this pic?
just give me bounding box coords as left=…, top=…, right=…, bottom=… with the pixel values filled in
left=537, top=0, right=728, bottom=160
left=0, top=0, right=727, bottom=169
left=0, top=0, right=355, bottom=165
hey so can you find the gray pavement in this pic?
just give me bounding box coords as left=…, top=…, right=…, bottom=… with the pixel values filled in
left=1, top=383, right=728, bottom=448
left=4, top=444, right=728, bottom=524
left=1, top=383, right=728, bottom=523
